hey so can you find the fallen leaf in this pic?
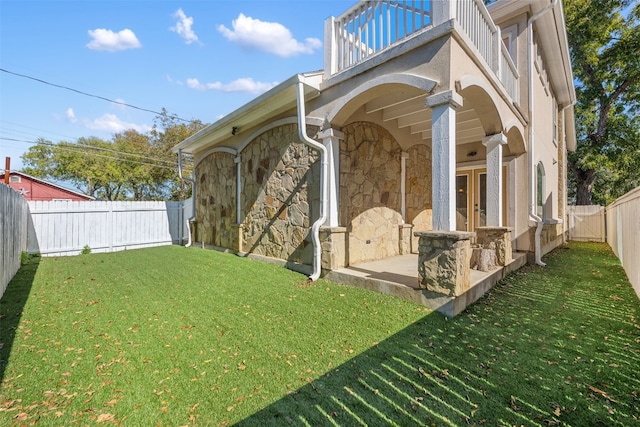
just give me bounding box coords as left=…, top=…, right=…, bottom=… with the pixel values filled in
left=96, top=413, right=115, bottom=423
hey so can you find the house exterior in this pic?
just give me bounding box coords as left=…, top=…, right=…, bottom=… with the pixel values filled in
left=173, top=0, right=576, bottom=301
left=1, top=171, right=94, bottom=201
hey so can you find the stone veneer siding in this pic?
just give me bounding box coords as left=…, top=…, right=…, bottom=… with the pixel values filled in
left=405, top=143, right=432, bottom=252
left=241, top=123, right=320, bottom=264
left=340, top=121, right=403, bottom=264
left=195, top=152, right=237, bottom=248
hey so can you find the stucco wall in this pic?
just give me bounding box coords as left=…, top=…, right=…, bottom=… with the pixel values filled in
left=241, top=123, right=320, bottom=264
left=340, top=121, right=404, bottom=264
left=195, top=152, right=237, bottom=249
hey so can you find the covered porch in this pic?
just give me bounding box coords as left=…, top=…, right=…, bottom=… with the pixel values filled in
left=314, top=0, right=529, bottom=305
left=325, top=250, right=527, bottom=317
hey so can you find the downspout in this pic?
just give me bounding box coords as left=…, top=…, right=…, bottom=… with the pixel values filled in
left=178, top=149, right=195, bottom=247
left=527, top=0, right=557, bottom=266
left=296, top=79, right=328, bottom=281
left=560, top=103, right=573, bottom=245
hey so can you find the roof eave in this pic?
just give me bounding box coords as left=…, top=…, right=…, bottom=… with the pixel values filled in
left=173, top=72, right=323, bottom=155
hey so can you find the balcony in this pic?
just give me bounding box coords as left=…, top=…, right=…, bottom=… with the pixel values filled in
left=324, top=0, right=519, bottom=103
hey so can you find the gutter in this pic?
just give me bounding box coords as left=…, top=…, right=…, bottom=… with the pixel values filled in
left=527, top=0, right=558, bottom=266
left=177, top=149, right=195, bottom=247
left=295, top=78, right=328, bottom=281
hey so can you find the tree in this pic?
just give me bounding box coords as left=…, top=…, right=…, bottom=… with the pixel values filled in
left=565, top=0, right=640, bottom=205
left=149, top=109, right=205, bottom=200
left=22, top=136, right=128, bottom=200
left=21, top=112, right=206, bottom=200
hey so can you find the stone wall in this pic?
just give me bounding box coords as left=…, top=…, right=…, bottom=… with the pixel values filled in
left=195, top=152, right=237, bottom=249
left=340, top=121, right=403, bottom=265
left=405, top=143, right=432, bottom=252
left=241, top=123, right=320, bottom=265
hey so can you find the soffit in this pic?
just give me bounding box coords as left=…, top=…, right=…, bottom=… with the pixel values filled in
left=364, top=90, right=485, bottom=145
left=173, top=73, right=322, bottom=154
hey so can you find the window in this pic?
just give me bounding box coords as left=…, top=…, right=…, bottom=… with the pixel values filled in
left=536, top=162, right=546, bottom=218
left=9, top=175, right=21, bottom=183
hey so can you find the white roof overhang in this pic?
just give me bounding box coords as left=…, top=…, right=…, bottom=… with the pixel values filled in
left=173, top=72, right=323, bottom=155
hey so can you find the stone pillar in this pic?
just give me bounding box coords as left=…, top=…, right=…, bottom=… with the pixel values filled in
left=425, top=90, right=463, bottom=231
left=399, top=224, right=413, bottom=255
left=482, top=133, right=507, bottom=227
left=319, top=226, right=348, bottom=270
left=475, top=226, right=513, bottom=266
left=415, top=230, right=474, bottom=297
left=401, top=151, right=409, bottom=222
left=231, top=223, right=244, bottom=253
left=317, top=128, right=344, bottom=227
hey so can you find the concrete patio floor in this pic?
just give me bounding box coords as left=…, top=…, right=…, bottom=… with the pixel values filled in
left=324, top=252, right=528, bottom=317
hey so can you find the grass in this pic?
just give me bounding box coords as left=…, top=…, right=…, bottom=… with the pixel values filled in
left=1, top=242, right=639, bottom=426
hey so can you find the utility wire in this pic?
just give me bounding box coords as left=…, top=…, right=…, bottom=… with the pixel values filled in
left=1, top=137, right=193, bottom=171
left=0, top=68, right=193, bottom=123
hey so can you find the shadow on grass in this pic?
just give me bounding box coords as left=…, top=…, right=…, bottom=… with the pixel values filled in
left=0, top=255, right=40, bottom=383
left=237, top=243, right=640, bottom=426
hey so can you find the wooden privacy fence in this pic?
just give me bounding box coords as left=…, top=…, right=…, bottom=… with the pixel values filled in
left=606, top=186, right=640, bottom=298
left=568, top=205, right=605, bottom=242
left=1, top=184, right=29, bottom=298
left=27, top=199, right=192, bottom=256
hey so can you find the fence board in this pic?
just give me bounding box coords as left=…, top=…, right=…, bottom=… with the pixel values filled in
left=1, top=184, right=29, bottom=298
left=27, top=199, right=190, bottom=256
left=606, top=186, right=640, bottom=298
left=568, top=205, right=605, bottom=242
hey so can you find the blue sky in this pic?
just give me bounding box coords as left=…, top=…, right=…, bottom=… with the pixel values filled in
left=1, top=0, right=355, bottom=170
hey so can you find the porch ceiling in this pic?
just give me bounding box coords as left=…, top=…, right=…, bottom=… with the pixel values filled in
left=365, top=91, right=486, bottom=146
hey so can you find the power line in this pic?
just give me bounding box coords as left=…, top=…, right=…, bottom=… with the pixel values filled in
left=0, top=137, right=193, bottom=171
left=0, top=67, right=193, bottom=123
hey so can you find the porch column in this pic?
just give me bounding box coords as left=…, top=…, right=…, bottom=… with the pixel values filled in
left=401, top=151, right=409, bottom=223
left=482, top=133, right=508, bottom=226
left=317, top=128, right=344, bottom=227
left=425, top=90, right=463, bottom=231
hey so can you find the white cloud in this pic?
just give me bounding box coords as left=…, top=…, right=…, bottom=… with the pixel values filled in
left=170, top=8, right=199, bottom=44
left=66, top=107, right=78, bottom=123
left=64, top=109, right=150, bottom=134
left=186, top=77, right=278, bottom=94
left=217, top=13, right=321, bottom=57
left=86, top=114, right=151, bottom=133
left=87, top=28, right=142, bottom=52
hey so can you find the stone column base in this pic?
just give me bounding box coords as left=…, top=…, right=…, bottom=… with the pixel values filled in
left=320, top=226, right=348, bottom=270
left=475, top=226, right=513, bottom=266
left=415, top=231, right=475, bottom=297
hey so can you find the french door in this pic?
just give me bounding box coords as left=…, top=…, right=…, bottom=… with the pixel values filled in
left=455, top=167, right=507, bottom=232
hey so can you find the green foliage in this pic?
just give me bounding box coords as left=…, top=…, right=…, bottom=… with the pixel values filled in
left=81, top=245, right=91, bottom=255
left=565, top=0, right=640, bottom=204
left=1, top=244, right=638, bottom=425
left=20, top=110, right=206, bottom=201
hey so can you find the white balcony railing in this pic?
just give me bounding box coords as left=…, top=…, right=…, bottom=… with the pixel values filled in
left=325, top=0, right=519, bottom=102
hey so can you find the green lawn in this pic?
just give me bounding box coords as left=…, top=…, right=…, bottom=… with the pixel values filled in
left=1, top=242, right=638, bottom=426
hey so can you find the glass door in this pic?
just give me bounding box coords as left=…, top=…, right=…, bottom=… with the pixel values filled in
left=456, top=171, right=472, bottom=232
left=473, top=167, right=508, bottom=229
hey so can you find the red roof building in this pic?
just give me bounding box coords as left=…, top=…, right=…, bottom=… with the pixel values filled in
left=1, top=171, right=94, bottom=201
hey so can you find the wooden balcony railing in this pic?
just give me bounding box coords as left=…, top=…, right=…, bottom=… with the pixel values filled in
left=324, top=0, right=519, bottom=103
